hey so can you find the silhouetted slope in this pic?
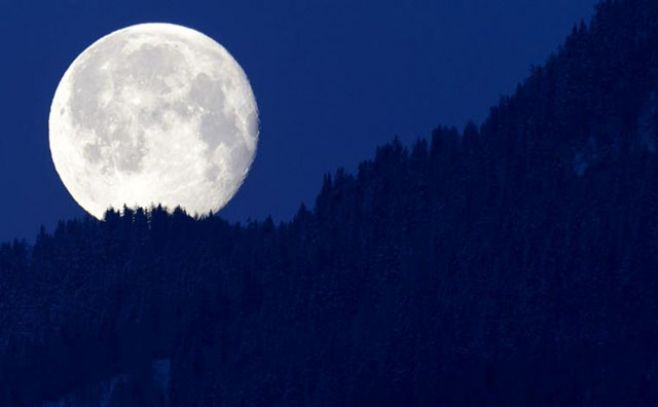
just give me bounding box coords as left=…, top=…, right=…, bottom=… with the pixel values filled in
left=3, top=0, right=658, bottom=405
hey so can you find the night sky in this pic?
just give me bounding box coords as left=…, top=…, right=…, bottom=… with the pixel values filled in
left=0, top=0, right=598, bottom=242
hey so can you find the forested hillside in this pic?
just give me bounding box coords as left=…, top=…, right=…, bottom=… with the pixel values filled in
left=3, top=0, right=658, bottom=405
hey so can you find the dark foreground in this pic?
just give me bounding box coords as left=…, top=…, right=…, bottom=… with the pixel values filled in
left=3, top=0, right=658, bottom=405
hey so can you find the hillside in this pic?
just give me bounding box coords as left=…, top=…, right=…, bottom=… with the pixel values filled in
left=3, top=0, right=658, bottom=405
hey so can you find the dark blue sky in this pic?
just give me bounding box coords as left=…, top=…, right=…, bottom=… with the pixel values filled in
left=0, top=0, right=598, bottom=242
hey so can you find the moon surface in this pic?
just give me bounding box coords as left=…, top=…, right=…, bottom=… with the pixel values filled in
left=49, top=23, right=259, bottom=219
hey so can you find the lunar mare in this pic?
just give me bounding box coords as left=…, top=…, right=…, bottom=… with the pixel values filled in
left=49, top=23, right=259, bottom=219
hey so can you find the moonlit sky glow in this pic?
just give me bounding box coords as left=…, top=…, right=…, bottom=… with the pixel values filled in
left=0, top=0, right=598, bottom=241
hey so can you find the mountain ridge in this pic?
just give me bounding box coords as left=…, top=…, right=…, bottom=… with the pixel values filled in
left=3, top=0, right=658, bottom=405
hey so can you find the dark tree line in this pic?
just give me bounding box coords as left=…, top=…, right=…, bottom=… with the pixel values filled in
left=3, top=0, right=658, bottom=405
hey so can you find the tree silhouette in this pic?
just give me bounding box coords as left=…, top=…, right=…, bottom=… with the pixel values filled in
left=3, top=0, right=658, bottom=405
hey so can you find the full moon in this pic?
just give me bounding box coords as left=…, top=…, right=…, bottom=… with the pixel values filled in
left=49, top=23, right=259, bottom=220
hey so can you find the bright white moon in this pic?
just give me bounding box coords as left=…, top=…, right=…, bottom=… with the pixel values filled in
left=49, top=23, right=259, bottom=219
